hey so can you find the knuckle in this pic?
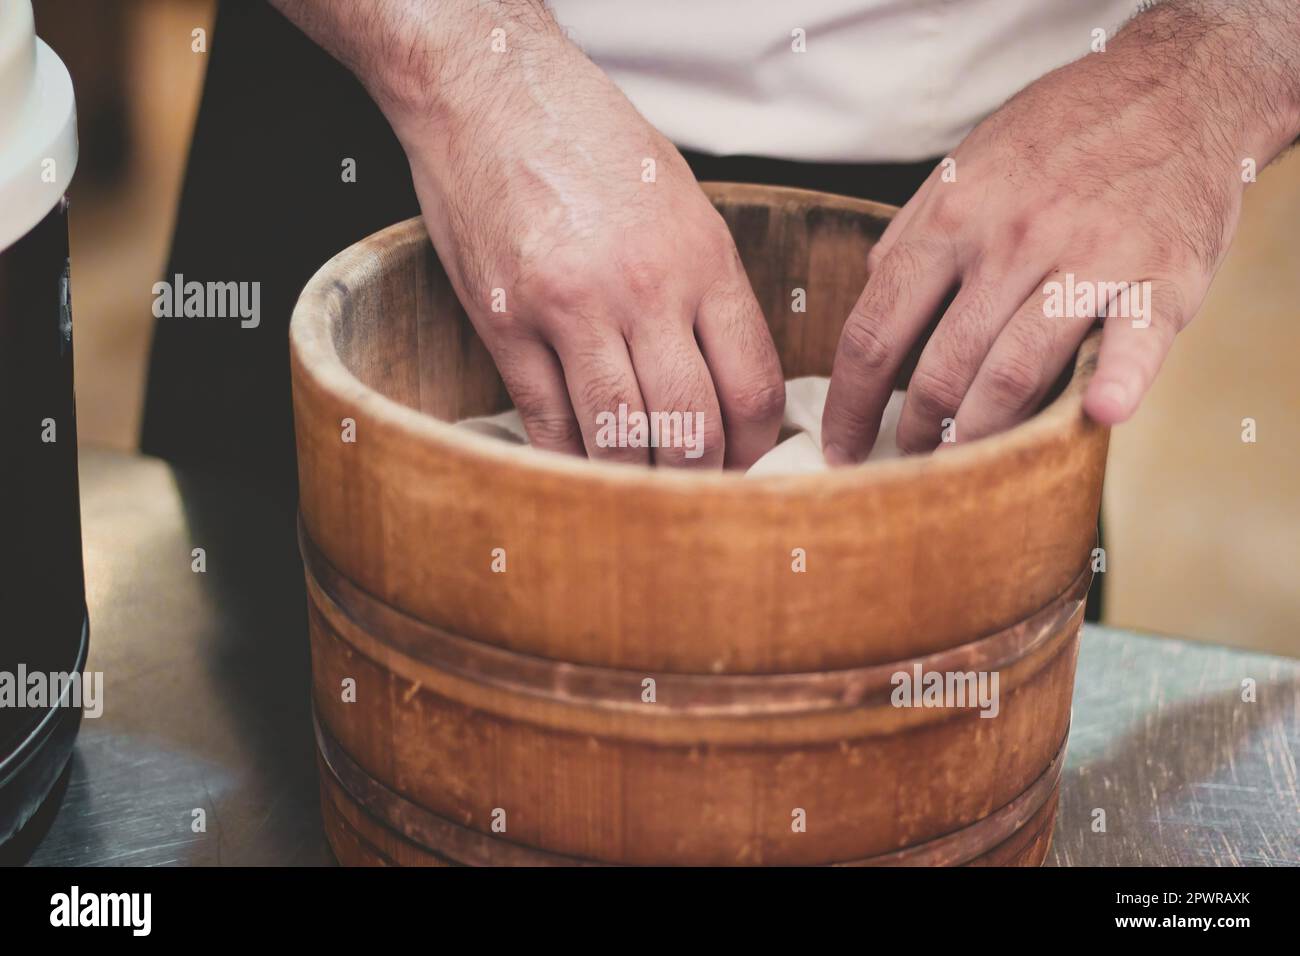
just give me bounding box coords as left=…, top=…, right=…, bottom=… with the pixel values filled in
left=694, top=205, right=737, bottom=247
left=729, top=371, right=786, bottom=425
left=894, top=421, right=935, bottom=457
left=822, top=399, right=870, bottom=438
left=907, top=366, right=966, bottom=417
left=654, top=416, right=723, bottom=468
left=691, top=245, right=739, bottom=287
left=838, top=317, right=895, bottom=374
left=983, top=350, right=1041, bottom=410
left=895, top=422, right=938, bottom=456
left=928, top=189, right=974, bottom=234
left=704, top=217, right=741, bottom=259
left=525, top=413, right=581, bottom=449
left=617, top=256, right=672, bottom=306
left=1002, top=205, right=1060, bottom=252
left=475, top=299, right=526, bottom=340
left=507, top=377, right=551, bottom=420
left=1003, top=212, right=1034, bottom=250
left=516, top=261, right=594, bottom=315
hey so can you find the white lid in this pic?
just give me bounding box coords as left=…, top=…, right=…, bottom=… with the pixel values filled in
left=0, top=0, right=77, bottom=250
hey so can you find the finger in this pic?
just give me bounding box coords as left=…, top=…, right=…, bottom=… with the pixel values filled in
left=551, top=321, right=651, bottom=465
left=1083, top=280, right=1192, bottom=425
left=894, top=262, right=1047, bottom=454
left=866, top=160, right=944, bottom=271
left=490, top=333, right=585, bottom=456
left=627, top=321, right=726, bottom=468
left=821, top=239, right=957, bottom=464
left=954, top=270, right=1099, bottom=444
left=695, top=279, right=785, bottom=469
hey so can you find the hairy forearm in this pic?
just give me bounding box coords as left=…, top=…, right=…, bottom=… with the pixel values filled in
left=268, top=0, right=568, bottom=126
left=1115, top=0, right=1300, bottom=162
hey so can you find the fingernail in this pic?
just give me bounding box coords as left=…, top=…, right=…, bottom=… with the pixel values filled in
left=822, top=442, right=858, bottom=467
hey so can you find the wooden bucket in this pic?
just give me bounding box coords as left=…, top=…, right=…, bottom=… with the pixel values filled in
left=290, top=183, right=1109, bottom=866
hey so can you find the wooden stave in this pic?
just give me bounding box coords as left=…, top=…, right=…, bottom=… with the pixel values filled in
left=287, top=182, right=1106, bottom=866
left=288, top=183, right=1111, bottom=676
left=315, top=729, right=1065, bottom=868
left=301, top=519, right=1090, bottom=736
left=306, top=558, right=1083, bottom=866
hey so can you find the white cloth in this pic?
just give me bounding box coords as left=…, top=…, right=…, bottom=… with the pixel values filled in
left=457, top=377, right=906, bottom=475
left=547, top=0, right=1136, bottom=162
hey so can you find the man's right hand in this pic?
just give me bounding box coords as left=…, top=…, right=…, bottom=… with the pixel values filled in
left=275, top=0, right=784, bottom=468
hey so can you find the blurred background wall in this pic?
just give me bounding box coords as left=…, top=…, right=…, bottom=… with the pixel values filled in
left=34, top=0, right=214, bottom=449
left=34, top=0, right=1298, bottom=657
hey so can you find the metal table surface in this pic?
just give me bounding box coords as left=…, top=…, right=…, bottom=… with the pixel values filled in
left=10, top=448, right=1298, bottom=866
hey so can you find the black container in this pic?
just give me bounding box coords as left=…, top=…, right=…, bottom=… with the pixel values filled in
left=0, top=198, right=88, bottom=846
left=0, top=3, right=86, bottom=848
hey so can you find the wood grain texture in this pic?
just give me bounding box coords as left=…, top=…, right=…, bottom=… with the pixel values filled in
left=288, top=183, right=1111, bottom=865
left=316, top=744, right=1062, bottom=868
left=290, top=183, right=1109, bottom=673
left=306, top=555, right=1081, bottom=864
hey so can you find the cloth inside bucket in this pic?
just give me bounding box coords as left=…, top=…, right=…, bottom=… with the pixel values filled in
left=456, top=378, right=907, bottom=475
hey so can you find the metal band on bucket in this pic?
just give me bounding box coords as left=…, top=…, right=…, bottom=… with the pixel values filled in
left=299, top=517, right=1091, bottom=717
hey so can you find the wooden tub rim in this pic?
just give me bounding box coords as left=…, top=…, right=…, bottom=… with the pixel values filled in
left=289, top=181, right=1101, bottom=496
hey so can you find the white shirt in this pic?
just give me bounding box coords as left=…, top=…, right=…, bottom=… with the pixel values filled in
left=548, top=0, right=1137, bottom=162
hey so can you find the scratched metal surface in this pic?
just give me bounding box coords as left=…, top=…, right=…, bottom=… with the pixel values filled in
left=1047, top=627, right=1298, bottom=866
left=12, top=449, right=1299, bottom=866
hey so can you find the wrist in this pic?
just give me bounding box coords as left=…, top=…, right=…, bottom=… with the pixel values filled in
left=366, top=1, right=568, bottom=138
left=1120, top=1, right=1300, bottom=164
